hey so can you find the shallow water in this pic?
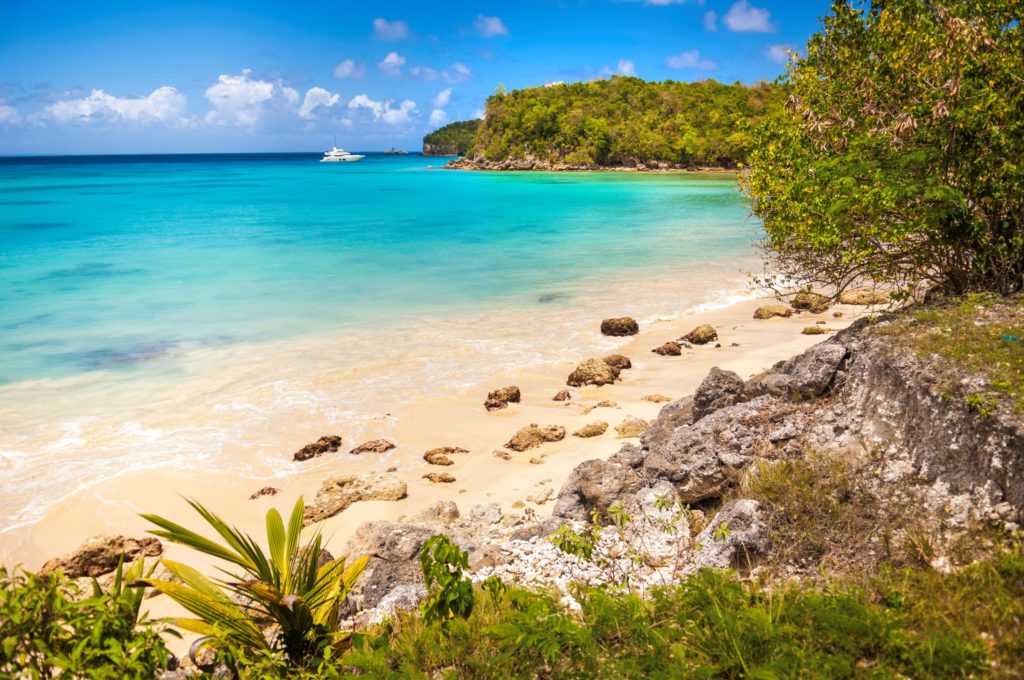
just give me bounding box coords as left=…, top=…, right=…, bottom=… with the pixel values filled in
left=0, top=153, right=761, bottom=536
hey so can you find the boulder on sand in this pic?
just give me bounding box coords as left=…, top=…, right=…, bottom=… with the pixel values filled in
left=506, top=424, right=566, bottom=452
left=642, top=394, right=672, bottom=403
left=423, top=473, right=456, bottom=484
left=423, top=446, right=467, bottom=466
left=839, top=288, right=890, bottom=305
left=791, top=291, right=830, bottom=313
left=753, top=304, right=792, bottom=320
left=681, top=324, right=718, bottom=345
left=567, top=358, right=620, bottom=387
left=40, top=535, right=163, bottom=578
left=553, top=390, right=572, bottom=402
left=652, top=341, right=682, bottom=356
left=249, top=486, right=280, bottom=500
left=573, top=421, right=609, bottom=438
left=293, top=435, right=343, bottom=462
left=615, top=416, right=649, bottom=439
left=602, top=354, right=632, bottom=371
left=350, top=439, right=396, bottom=455
left=303, top=472, right=407, bottom=525
left=484, top=386, right=521, bottom=412
left=600, top=317, right=639, bottom=336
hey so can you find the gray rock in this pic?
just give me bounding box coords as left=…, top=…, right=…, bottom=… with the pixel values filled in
left=642, top=399, right=770, bottom=503
left=469, top=503, right=503, bottom=524
left=640, top=396, right=694, bottom=452
left=340, top=521, right=436, bottom=613
left=778, top=341, right=848, bottom=399
left=692, top=367, right=746, bottom=422
left=364, top=584, right=427, bottom=626
left=693, top=499, right=769, bottom=570
left=411, top=501, right=460, bottom=524
left=553, top=458, right=645, bottom=522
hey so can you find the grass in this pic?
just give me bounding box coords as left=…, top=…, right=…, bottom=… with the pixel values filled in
left=321, top=550, right=1024, bottom=679
left=875, top=294, right=1024, bottom=413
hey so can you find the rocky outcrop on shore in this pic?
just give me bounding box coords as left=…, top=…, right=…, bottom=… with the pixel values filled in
left=444, top=157, right=728, bottom=172
left=326, top=317, right=1023, bottom=624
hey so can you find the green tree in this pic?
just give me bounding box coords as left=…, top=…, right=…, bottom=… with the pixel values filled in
left=745, top=0, right=1024, bottom=297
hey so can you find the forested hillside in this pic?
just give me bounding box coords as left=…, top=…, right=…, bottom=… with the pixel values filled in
left=422, top=120, right=482, bottom=156
left=452, top=76, right=785, bottom=168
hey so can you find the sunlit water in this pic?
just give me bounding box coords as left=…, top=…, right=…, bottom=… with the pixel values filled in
left=0, top=153, right=762, bottom=536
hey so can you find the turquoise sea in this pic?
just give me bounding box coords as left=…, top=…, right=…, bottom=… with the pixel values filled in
left=0, top=153, right=761, bottom=542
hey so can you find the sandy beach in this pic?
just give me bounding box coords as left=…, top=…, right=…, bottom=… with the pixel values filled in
left=11, top=295, right=864, bottom=573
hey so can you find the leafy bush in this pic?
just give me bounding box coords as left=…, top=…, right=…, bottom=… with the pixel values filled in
left=419, top=534, right=475, bottom=625
left=141, top=497, right=367, bottom=668
left=746, top=0, right=1024, bottom=296
left=0, top=560, right=171, bottom=678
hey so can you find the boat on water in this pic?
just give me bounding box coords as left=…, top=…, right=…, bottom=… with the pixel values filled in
left=385, top=147, right=409, bottom=155
left=321, top=146, right=365, bottom=162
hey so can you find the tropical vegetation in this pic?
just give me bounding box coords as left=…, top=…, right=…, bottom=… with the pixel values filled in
left=745, top=0, right=1024, bottom=298
left=0, top=559, right=172, bottom=678
left=140, top=497, right=367, bottom=671
left=431, top=77, right=785, bottom=167
left=422, top=119, right=482, bottom=155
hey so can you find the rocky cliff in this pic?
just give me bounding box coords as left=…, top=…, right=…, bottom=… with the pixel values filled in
left=335, top=309, right=1023, bottom=623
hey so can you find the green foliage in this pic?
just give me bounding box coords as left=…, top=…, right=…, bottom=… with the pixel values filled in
left=338, top=551, right=1024, bottom=678
left=470, top=76, right=784, bottom=167
left=422, top=119, right=482, bottom=155
left=419, top=534, right=475, bottom=625
left=0, top=561, right=171, bottom=678
left=141, top=497, right=368, bottom=666
left=746, top=0, right=1024, bottom=296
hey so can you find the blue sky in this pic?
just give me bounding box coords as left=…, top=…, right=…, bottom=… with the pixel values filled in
left=0, top=0, right=831, bottom=154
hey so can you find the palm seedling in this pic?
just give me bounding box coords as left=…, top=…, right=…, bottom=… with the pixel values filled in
left=139, top=497, right=367, bottom=665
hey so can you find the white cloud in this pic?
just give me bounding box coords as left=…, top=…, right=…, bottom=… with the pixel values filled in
left=0, top=103, right=23, bottom=125
left=544, top=81, right=566, bottom=87
left=617, top=59, right=636, bottom=76
left=703, top=11, right=717, bottom=31
left=347, top=94, right=417, bottom=125
left=450, top=63, right=472, bottom=81
left=298, top=87, right=341, bottom=119
left=473, top=109, right=486, bottom=120
left=474, top=15, right=508, bottom=37
left=333, top=59, right=364, bottom=79
left=666, top=49, right=718, bottom=70
left=44, top=86, right=187, bottom=125
left=408, top=63, right=470, bottom=83
left=429, top=108, right=447, bottom=126
left=432, top=88, right=452, bottom=108
left=373, top=18, right=409, bottom=40
left=724, top=1, right=774, bottom=32
left=204, top=69, right=298, bottom=127
left=378, top=52, right=406, bottom=77
left=764, top=44, right=793, bottom=65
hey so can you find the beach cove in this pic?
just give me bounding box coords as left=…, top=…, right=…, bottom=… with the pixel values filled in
left=1, top=153, right=850, bottom=568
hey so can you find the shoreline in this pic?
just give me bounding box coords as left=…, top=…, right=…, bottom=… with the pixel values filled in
left=3, top=293, right=866, bottom=571
left=442, top=157, right=739, bottom=173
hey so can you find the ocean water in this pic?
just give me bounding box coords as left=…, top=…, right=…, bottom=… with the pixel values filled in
left=0, top=153, right=761, bottom=538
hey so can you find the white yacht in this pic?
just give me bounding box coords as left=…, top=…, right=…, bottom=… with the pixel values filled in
left=320, top=146, right=365, bottom=162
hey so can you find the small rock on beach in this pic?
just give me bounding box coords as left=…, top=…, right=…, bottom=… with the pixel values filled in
left=652, top=341, right=682, bottom=356
left=293, top=434, right=343, bottom=462
left=484, top=385, right=521, bottom=411
left=600, top=317, right=639, bottom=336
left=573, top=421, right=609, bottom=438
left=350, top=439, right=396, bottom=455
left=506, top=424, right=566, bottom=452
left=681, top=324, right=718, bottom=345
left=567, top=358, right=620, bottom=387
left=753, top=304, right=793, bottom=320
